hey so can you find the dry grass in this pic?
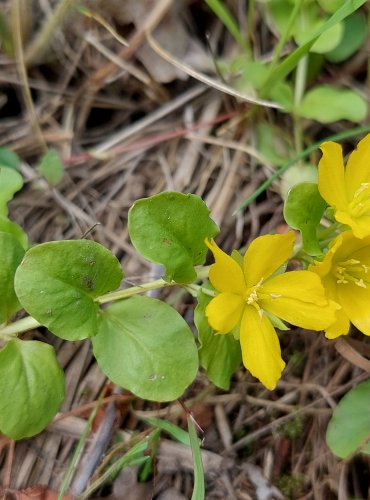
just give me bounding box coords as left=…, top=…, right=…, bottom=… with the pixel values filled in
left=1, top=1, right=370, bottom=498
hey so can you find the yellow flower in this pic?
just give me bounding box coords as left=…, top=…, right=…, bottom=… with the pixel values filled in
left=310, top=230, right=370, bottom=339
left=318, top=133, right=370, bottom=238
left=205, top=232, right=338, bottom=390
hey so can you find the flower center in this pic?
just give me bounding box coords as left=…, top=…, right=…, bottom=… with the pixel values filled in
left=348, top=182, right=370, bottom=218
left=335, top=258, right=370, bottom=288
left=244, top=278, right=264, bottom=311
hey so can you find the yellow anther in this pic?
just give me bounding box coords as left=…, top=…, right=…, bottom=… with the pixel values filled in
left=354, top=182, right=370, bottom=197
left=355, top=279, right=366, bottom=288
left=246, top=290, right=258, bottom=304
left=349, top=182, right=370, bottom=217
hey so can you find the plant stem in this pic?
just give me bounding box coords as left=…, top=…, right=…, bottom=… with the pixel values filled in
left=25, top=0, right=77, bottom=65
left=58, top=394, right=103, bottom=500
left=96, top=266, right=210, bottom=304
left=0, top=267, right=211, bottom=338
left=261, top=0, right=304, bottom=96
left=293, top=55, right=308, bottom=154
left=0, top=316, right=41, bottom=340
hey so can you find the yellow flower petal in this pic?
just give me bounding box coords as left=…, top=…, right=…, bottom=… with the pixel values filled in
left=260, top=271, right=338, bottom=330
left=311, top=231, right=370, bottom=337
left=240, top=306, right=285, bottom=390
left=325, top=308, right=350, bottom=339
left=318, top=141, right=347, bottom=210
left=335, top=212, right=370, bottom=239
left=309, top=238, right=340, bottom=278
left=337, top=283, right=370, bottom=336
left=344, top=133, right=370, bottom=199
left=243, top=232, right=295, bottom=287
left=205, top=239, right=246, bottom=295
left=262, top=271, right=328, bottom=305
left=205, top=292, right=244, bottom=334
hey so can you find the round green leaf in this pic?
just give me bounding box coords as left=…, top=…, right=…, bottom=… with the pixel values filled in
left=0, top=339, right=65, bottom=439
left=318, top=0, right=350, bottom=13
left=0, top=166, right=23, bottom=216
left=255, top=122, right=292, bottom=167
left=0, top=232, right=25, bottom=323
left=297, top=85, right=368, bottom=123
left=14, top=240, right=123, bottom=340
left=326, top=379, right=370, bottom=459
left=38, top=148, right=64, bottom=186
left=280, top=163, right=318, bottom=200
left=284, top=182, right=327, bottom=256
left=93, top=296, right=199, bottom=402
left=326, top=12, right=368, bottom=63
left=0, top=147, right=21, bottom=169
left=0, top=215, right=28, bottom=249
left=309, top=22, right=343, bottom=54
left=128, top=192, right=219, bottom=284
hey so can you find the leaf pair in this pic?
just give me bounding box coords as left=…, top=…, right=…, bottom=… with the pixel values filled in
left=0, top=193, right=220, bottom=439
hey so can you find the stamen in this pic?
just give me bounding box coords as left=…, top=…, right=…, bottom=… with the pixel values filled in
left=354, top=182, right=370, bottom=197
left=270, top=293, right=282, bottom=299
left=349, top=182, right=370, bottom=217
left=336, top=276, right=348, bottom=284
left=246, top=290, right=258, bottom=304
left=335, top=258, right=369, bottom=288
left=355, top=279, right=366, bottom=288
left=245, top=277, right=265, bottom=305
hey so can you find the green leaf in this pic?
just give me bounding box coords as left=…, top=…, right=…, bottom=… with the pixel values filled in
left=256, top=122, right=292, bottom=166
left=0, top=232, right=25, bottom=323
left=38, top=148, right=64, bottom=186
left=297, top=85, right=368, bottom=123
left=0, top=147, right=20, bottom=169
left=14, top=240, right=123, bottom=340
left=266, top=0, right=294, bottom=39
left=283, top=182, right=327, bottom=256
left=326, top=379, right=370, bottom=459
left=280, top=163, right=318, bottom=200
left=0, top=339, right=64, bottom=439
left=309, top=22, right=343, bottom=54
left=188, top=415, right=205, bottom=500
left=237, top=60, right=268, bottom=91
left=326, top=12, right=368, bottom=63
left=261, top=0, right=367, bottom=93
left=93, top=296, right=198, bottom=402
left=318, top=0, right=350, bottom=13
left=195, top=287, right=241, bottom=390
left=0, top=13, right=14, bottom=56
left=0, top=167, right=23, bottom=216
left=269, top=81, right=294, bottom=111
left=0, top=216, right=28, bottom=249
left=128, top=192, right=219, bottom=284
left=292, top=4, right=344, bottom=54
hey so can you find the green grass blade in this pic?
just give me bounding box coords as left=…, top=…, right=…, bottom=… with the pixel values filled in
left=188, top=415, right=205, bottom=500
left=204, top=0, right=247, bottom=50
left=58, top=400, right=101, bottom=500
left=141, top=416, right=191, bottom=445
left=78, top=434, right=153, bottom=500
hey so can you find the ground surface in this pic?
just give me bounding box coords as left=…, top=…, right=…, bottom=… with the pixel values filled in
left=1, top=1, right=370, bottom=499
